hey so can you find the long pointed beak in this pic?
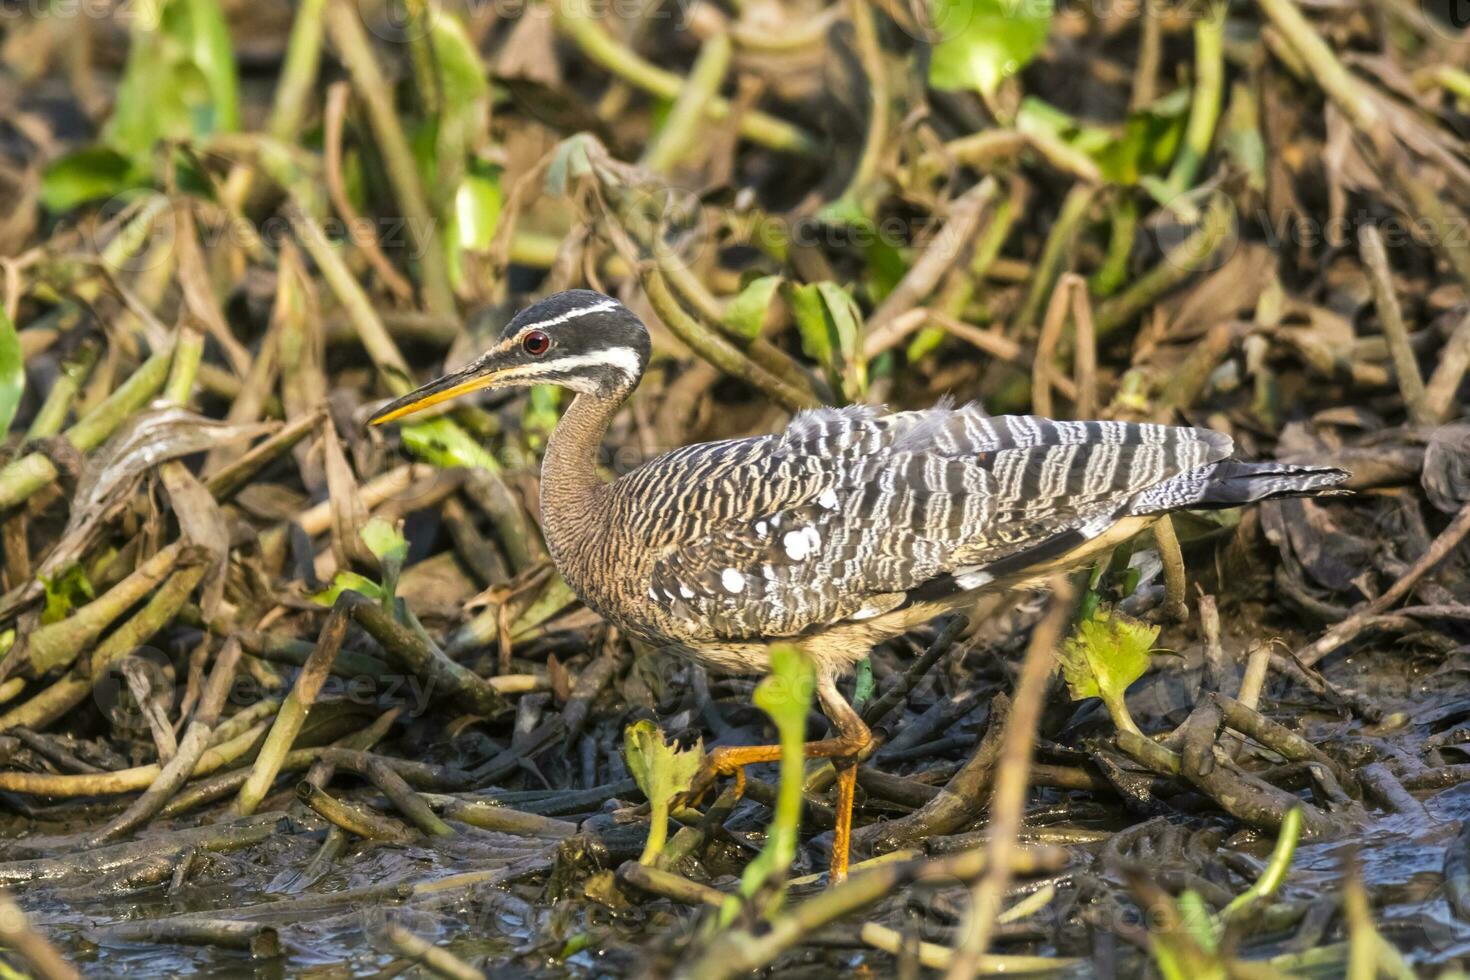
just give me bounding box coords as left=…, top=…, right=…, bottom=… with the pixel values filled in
left=367, top=359, right=501, bottom=426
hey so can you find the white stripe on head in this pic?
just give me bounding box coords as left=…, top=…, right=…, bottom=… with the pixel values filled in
left=515, top=298, right=621, bottom=334
left=492, top=346, right=644, bottom=391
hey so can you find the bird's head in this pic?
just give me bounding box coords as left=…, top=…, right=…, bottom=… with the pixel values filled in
left=368, top=290, right=651, bottom=426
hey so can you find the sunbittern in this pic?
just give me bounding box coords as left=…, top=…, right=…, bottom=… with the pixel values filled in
left=368, top=289, right=1348, bottom=881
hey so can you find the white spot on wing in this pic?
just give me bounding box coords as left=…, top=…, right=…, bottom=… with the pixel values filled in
left=782, top=526, right=821, bottom=561
left=850, top=605, right=883, bottom=620
left=955, top=569, right=994, bottom=589
left=721, top=568, right=746, bottom=593
left=679, top=585, right=695, bottom=599
left=817, top=487, right=839, bottom=510
left=755, top=521, right=769, bottom=538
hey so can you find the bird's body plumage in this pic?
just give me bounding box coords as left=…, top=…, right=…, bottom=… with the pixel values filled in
left=539, top=398, right=1346, bottom=678
left=371, top=287, right=1349, bottom=681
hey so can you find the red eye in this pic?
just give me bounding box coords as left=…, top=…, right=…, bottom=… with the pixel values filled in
left=522, top=330, right=550, bottom=355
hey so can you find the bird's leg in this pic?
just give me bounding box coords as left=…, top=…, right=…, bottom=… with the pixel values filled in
left=685, top=678, right=874, bottom=871
left=817, top=676, right=875, bottom=885
left=692, top=735, right=867, bottom=799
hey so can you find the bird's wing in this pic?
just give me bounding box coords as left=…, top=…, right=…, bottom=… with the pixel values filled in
left=643, top=408, right=1233, bottom=640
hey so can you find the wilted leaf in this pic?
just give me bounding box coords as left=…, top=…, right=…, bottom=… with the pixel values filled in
left=1057, top=606, right=1158, bottom=736
left=623, top=719, right=703, bottom=865
left=1423, top=423, right=1470, bottom=513
left=0, top=305, right=22, bottom=435
left=159, top=462, right=229, bottom=618
left=723, top=275, right=782, bottom=339
left=929, top=0, right=1053, bottom=100
left=321, top=414, right=373, bottom=575
left=26, top=407, right=270, bottom=607
left=545, top=133, right=598, bottom=198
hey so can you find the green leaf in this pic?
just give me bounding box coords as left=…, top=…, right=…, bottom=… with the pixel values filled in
left=423, top=8, right=496, bottom=290
left=905, top=326, right=948, bottom=363
left=0, top=305, right=22, bottom=435
left=852, top=656, right=875, bottom=710
left=453, top=166, right=502, bottom=251
left=815, top=195, right=869, bottom=228
left=40, top=148, right=142, bottom=213
left=41, top=566, right=95, bottom=626
left=623, top=719, right=703, bottom=866
left=310, top=570, right=387, bottom=607
left=786, top=281, right=867, bottom=400
left=1057, top=607, right=1158, bottom=735
left=358, top=516, right=408, bottom=608
left=445, top=163, right=503, bottom=290
left=723, top=275, right=783, bottom=339
left=401, top=416, right=500, bottom=472
left=1017, top=92, right=1188, bottom=186
left=429, top=10, right=491, bottom=110
left=104, top=0, right=239, bottom=166
left=864, top=235, right=908, bottom=306
left=359, top=518, right=408, bottom=567
left=928, top=0, right=1053, bottom=99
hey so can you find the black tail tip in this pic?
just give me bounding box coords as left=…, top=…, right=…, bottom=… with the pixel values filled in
left=1203, top=462, right=1352, bottom=506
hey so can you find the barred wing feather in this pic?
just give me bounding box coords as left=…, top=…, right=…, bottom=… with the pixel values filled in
left=639, top=408, right=1342, bottom=641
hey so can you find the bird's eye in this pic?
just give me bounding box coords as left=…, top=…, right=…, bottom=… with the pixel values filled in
left=522, top=330, right=550, bottom=356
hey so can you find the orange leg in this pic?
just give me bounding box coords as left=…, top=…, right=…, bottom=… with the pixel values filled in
left=818, top=678, right=874, bottom=885
left=831, top=762, right=858, bottom=883
left=691, top=677, right=875, bottom=885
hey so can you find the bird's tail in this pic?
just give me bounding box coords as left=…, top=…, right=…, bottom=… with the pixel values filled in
left=1189, top=459, right=1351, bottom=509
left=1129, top=458, right=1350, bottom=515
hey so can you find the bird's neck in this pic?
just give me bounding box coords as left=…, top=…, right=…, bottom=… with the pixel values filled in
left=539, top=390, right=621, bottom=561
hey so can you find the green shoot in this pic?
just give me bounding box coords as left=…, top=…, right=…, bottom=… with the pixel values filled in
left=1150, top=888, right=1226, bottom=980
left=1150, top=807, right=1304, bottom=979
left=359, top=517, right=409, bottom=610
left=718, top=644, right=815, bottom=926
left=1222, top=806, right=1302, bottom=921
left=1057, top=606, right=1159, bottom=737
left=311, top=518, right=409, bottom=611
left=0, top=306, right=21, bottom=437
left=623, top=720, right=703, bottom=867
